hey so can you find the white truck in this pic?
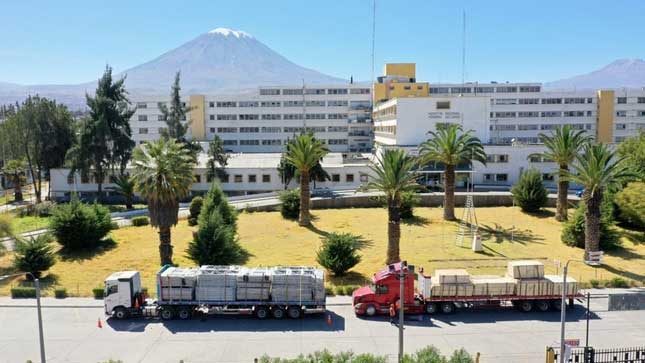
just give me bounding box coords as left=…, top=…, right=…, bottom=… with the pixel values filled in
left=104, top=265, right=326, bottom=320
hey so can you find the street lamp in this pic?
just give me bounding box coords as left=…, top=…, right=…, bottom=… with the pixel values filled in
left=559, top=259, right=582, bottom=363
left=398, top=261, right=407, bottom=363
left=24, top=272, right=46, bottom=363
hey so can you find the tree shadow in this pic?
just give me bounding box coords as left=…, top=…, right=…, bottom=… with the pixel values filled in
left=58, top=237, right=117, bottom=262
left=618, top=227, right=645, bottom=245
left=523, top=209, right=556, bottom=219
left=479, top=223, right=545, bottom=245
left=401, top=215, right=430, bottom=226
left=598, top=264, right=645, bottom=282
left=326, top=271, right=369, bottom=286
left=304, top=223, right=330, bottom=237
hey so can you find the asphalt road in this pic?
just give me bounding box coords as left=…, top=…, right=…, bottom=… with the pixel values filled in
left=0, top=296, right=643, bottom=363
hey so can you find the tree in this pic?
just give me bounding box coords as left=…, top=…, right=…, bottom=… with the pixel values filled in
left=277, top=152, right=296, bottom=189
left=617, top=130, right=645, bottom=178
left=316, top=232, right=366, bottom=276
left=130, top=139, right=194, bottom=265
left=159, top=72, right=202, bottom=160
left=368, top=149, right=418, bottom=264
left=206, top=136, right=229, bottom=182
left=66, top=66, right=135, bottom=199
left=188, top=196, right=204, bottom=226
left=279, top=189, right=300, bottom=219
left=561, top=198, right=619, bottom=250
left=2, top=159, right=26, bottom=202
left=529, top=125, right=590, bottom=221
left=419, top=124, right=486, bottom=221
left=285, top=133, right=329, bottom=226
left=113, top=175, right=135, bottom=210
left=511, top=168, right=548, bottom=213
left=50, top=197, right=113, bottom=250
left=13, top=234, right=56, bottom=279
left=563, top=144, right=636, bottom=259
left=614, top=182, right=645, bottom=228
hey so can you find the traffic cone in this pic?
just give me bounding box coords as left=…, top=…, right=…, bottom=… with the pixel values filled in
left=97, top=318, right=102, bottom=329
left=326, top=314, right=333, bottom=327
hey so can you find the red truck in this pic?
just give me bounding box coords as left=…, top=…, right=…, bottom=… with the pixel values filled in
left=352, top=262, right=581, bottom=316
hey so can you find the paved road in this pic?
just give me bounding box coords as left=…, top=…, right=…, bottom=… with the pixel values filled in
left=0, top=295, right=643, bottom=363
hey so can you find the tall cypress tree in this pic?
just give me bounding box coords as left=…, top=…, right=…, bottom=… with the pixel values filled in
left=159, top=72, right=202, bottom=159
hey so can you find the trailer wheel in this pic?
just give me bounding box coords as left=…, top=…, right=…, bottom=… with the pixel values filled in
left=550, top=299, right=563, bottom=311
left=287, top=306, right=302, bottom=319
left=177, top=306, right=192, bottom=320
left=536, top=300, right=550, bottom=312
left=365, top=304, right=377, bottom=317
left=113, top=307, right=128, bottom=320
left=255, top=306, right=269, bottom=320
left=160, top=307, right=175, bottom=320
left=425, top=303, right=438, bottom=315
left=518, top=300, right=534, bottom=313
left=440, top=302, right=455, bottom=314
left=272, top=307, right=286, bottom=319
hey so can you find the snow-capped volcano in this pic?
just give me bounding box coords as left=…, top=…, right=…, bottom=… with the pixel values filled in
left=545, top=58, right=645, bottom=90
left=0, top=27, right=345, bottom=108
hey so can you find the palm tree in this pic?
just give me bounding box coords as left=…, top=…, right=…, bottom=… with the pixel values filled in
left=285, top=133, right=329, bottom=226
left=563, top=143, right=636, bottom=259
left=130, top=139, right=194, bottom=265
left=368, top=148, right=418, bottom=264
left=113, top=175, right=135, bottom=210
left=530, top=125, right=590, bottom=221
left=419, top=124, right=486, bottom=221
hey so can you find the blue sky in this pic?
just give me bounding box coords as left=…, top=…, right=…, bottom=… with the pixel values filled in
left=1, top=0, right=644, bottom=85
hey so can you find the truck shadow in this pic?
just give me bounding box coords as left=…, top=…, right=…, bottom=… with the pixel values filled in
left=427, top=305, right=600, bottom=326
left=106, top=310, right=345, bottom=333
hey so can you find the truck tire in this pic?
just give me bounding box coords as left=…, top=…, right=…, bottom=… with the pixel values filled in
left=550, top=299, right=563, bottom=311
left=255, top=306, right=269, bottom=320
left=160, top=307, right=175, bottom=320
left=177, top=306, right=192, bottom=320
left=287, top=306, right=302, bottom=319
left=440, top=302, right=455, bottom=314
left=365, top=304, right=377, bottom=317
left=518, top=300, right=534, bottom=313
left=113, top=307, right=128, bottom=320
left=425, top=302, right=438, bottom=315
left=272, top=307, right=286, bottom=319
left=536, top=300, right=550, bottom=312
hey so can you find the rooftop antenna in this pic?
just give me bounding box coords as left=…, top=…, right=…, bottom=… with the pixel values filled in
left=460, top=11, right=466, bottom=96
left=371, top=0, right=376, bottom=86
left=302, top=78, right=307, bottom=132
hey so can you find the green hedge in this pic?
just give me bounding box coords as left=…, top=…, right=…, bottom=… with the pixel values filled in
left=92, top=287, right=105, bottom=299
left=131, top=216, right=150, bottom=226
left=11, top=287, right=37, bottom=298
left=54, top=288, right=67, bottom=298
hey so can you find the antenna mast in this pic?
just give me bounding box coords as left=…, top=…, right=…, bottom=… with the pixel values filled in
left=302, top=78, right=307, bottom=131
left=371, top=0, right=376, bottom=84
left=461, top=11, right=466, bottom=89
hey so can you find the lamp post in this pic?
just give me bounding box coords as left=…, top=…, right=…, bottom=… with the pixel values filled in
left=25, top=272, right=46, bottom=363
left=398, top=261, right=407, bottom=363
left=559, top=259, right=582, bottom=363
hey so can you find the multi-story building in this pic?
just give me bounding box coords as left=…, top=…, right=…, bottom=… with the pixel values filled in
left=130, top=83, right=373, bottom=153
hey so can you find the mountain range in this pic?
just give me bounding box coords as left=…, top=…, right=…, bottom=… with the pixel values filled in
left=1, top=28, right=645, bottom=109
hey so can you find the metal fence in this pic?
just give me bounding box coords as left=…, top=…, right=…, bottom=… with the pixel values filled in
left=549, top=346, right=645, bottom=363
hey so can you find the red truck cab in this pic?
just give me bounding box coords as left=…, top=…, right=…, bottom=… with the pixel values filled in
left=353, top=262, right=424, bottom=316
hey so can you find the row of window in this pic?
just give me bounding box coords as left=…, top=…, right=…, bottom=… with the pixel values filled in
left=485, top=171, right=559, bottom=183
left=430, top=85, right=541, bottom=94
left=491, top=111, right=593, bottom=118
left=258, top=88, right=370, bottom=96
left=215, top=138, right=349, bottom=146
left=209, top=100, right=369, bottom=108
left=208, top=126, right=349, bottom=134
left=490, top=123, right=593, bottom=131
left=617, top=97, right=645, bottom=104
left=615, top=110, right=645, bottom=117
left=69, top=172, right=362, bottom=185
left=205, top=113, right=353, bottom=121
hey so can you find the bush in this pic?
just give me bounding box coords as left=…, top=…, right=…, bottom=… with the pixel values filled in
left=400, top=191, right=420, bottom=219
left=511, top=169, right=548, bottom=213
left=259, top=350, right=386, bottom=363
left=131, top=216, right=149, bottom=226
left=608, top=277, right=629, bottom=288
left=448, top=348, right=474, bottom=363
left=324, top=286, right=335, bottom=296
left=561, top=199, right=620, bottom=250
left=316, top=232, right=366, bottom=276
left=188, top=196, right=204, bottom=226
left=334, top=285, right=346, bottom=296
left=54, top=288, right=67, bottom=298
left=615, top=182, right=645, bottom=228
left=403, top=345, right=446, bottom=363
left=11, top=287, right=37, bottom=298
left=279, top=189, right=300, bottom=220
left=34, top=201, right=56, bottom=217
left=92, top=287, right=105, bottom=299
left=0, top=213, right=11, bottom=239
left=50, top=198, right=113, bottom=250
left=198, top=184, right=237, bottom=228
left=13, top=234, right=56, bottom=279
left=344, top=285, right=358, bottom=296
left=590, top=279, right=601, bottom=288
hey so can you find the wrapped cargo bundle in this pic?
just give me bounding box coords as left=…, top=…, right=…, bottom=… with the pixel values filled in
left=506, top=261, right=545, bottom=279
left=195, top=266, right=241, bottom=301
left=544, top=275, right=578, bottom=296
left=430, top=283, right=474, bottom=297
left=160, top=287, right=194, bottom=300
left=272, top=267, right=313, bottom=301
left=158, top=267, right=198, bottom=301
left=435, top=269, right=471, bottom=284
left=471, top=276, right=516, bottom=296
left=236, top=267, right=271, bottom=301
left=515, top=278, right=551, bottom=296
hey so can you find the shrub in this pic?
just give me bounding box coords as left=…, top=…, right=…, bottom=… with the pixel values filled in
left=279, top=189, right=300, bottom=220
left=316, top=232, right=366, bottom=276
left=50, top=198, right=112, bottom=250
left=0, top=213, right=11, bottom=239
left=11, top=287, right=37, bottom=298
left=344, top=285, right=358, bottom=296
left=511, top=169, right=548, bottom=213
left=400, top=191, right=420, bottom=219
left=92, top=287, right=105, bottom=299
left=561, top=199, right=620, bottom=250
left=334, top=285, right=345, bottom=296
left=615, top=182, right=645, bottom=228
left=131, top=216, right=149, bottom=226
left=198, top=184, right=237, bottom=228
left=13, top=234, right=56, bottom=279
left=33, top=201, right=56, bottom=217
left=448, top=348, right=474, bottom=363
left=403, top=345, right=446, bottom=363
left=259, top=350, right=387, bottom=363
left=188, top=196, right=204, bottom=226
left=54, top=288, right=67, bottom=298
left=590, top=279, right=601, bottom=288
left=608, top=277, right=629, bottom=288
left=324, top=286, right=334, bottom=296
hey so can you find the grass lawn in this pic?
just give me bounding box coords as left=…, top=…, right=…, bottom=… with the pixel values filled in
left=0, top=206, right=643, bottom=297
left=105, top=204, right=148, bottom=213
left=8, top=215, right=51, bottom=234
left=0, top=194, right=15, bottom=206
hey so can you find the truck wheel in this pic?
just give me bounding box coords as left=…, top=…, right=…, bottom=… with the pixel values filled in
left=365, top=304, right=377, bottom=317
left=425, top=303, right=438, bottom=315
left=440, top=302, right=455, bottom=314
left=113, top=307, right=128, bottom=320
left=550, top=299, right=563, bottom=311
left=160, top=307, right=175, bottom=320
left=536, top=300, right=550, bottom=312
left=518, top=300, right=534, bottom=313
left=178, top=306, right=192, bottom=320
left=272, top=307, right=286, bottom=319
left=255, top=306, right=269, bottom=320
left=287, top=306, right=302, bottom=319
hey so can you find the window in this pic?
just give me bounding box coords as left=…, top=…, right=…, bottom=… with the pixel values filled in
left=283, top=113, right=304, bottom=120
left=518, top=111, right=539, bottom=118
left=261, top=127, right=281, bottom=133
left=217, top=114, right=237, bottom=120
left=261, top=114, right=281, bottom=120
left=496, top=174, right=508, bottom=182
left=261, top=101, right=281, bottom=107
left=350, top=88, right=370, bottom=94
left=328, top=139, right=348, bottom=145
left=541, top=98, right=562, bottom=104
left=529, top=156, right=543, bottom=163
left=493, top=124, right=516, bottom=131
left=327, top=88, right=348, bottom=94
left=617, top=97, right=627, bottom=104
left=328, top=100, right=348, bottom=107
left=283, top=89, right=303, bottom=95
left=217, top=101, right=237, bottom=107
left=474, top=87, right=494, bottom=93
left=327, top=113, right=348, bottom=119
left=495, top=86, right=517, bottom=93
left=346, top=174, right=354, bottom=183
left=138, top=115, right=148, bottom=121
left=430, top=87, right=450, bottom=94
left=139, top=128, right=149, bottom=134
left=223, top=140, right=237, bottom=145
left=239, top=114, right=259, bottom=120
left=217, top=127, right=237, bottom=133
left=157, top=102, right=165, bottom=109
left=494, top=98, right=518, bottom=105
left=564, top=111, right=585, bottom=117
left=519, top=98, right=539, bottom=105
left=234, top=175, right=243, bottom=183
left=305, top=88, right=326, bottom=95
left=248, top=175, right=257, bottom=183
left=638, top=111, right=645, bottom=117
left=284, top=100, right=304, bottom=107
left=262, top=174, right=271, bottom=183
left=328, top=126, right=348, bottom=132
left=541, top=111, right=562, bottom=117
left=486, top=154, right=509, bottom=163
left=331, top=174, right=340, bottom=182
left=542, top=173, right=554, bottom=181
left=209, top=102, right=215, bottom=108
left=240, top=139, right=259, bottom=145
left=239, top=101, right=259, bottom=107
left=220, top=174, right=230, bottom=183
left=616, top=123, right=627, bottom=130
left=260, top=89, right=281, bottom=95
left=194, top=174, right=201, bottom=183
left=209, top=114, right=215, bottom=120
left=494, top=112, right=516, bottom=118
left=157, top=115, right=165, bottom=121
left=261, top=139, right=281, bottom=146
left=284, top=127, right=304, bottom=133
left=404, top=85, right=411, bottom=90
left=519, top=86, right=540, bottom=92
left=498, top=155, right=508, bottom=163
left=638, top=97, right=645, bottom=104
left=616, top=111, right=627, bottom=117
left=67, top=174, right=74, bottom=184
left=106, top=284, right=118, bottom=296
left=518, top=124, right=539, bottom=130
left=541, top=124, right=558, bottom=130
left=305, top=126, right=326, bottom=132
left=306, top=113, right=326, bottom=120
left=564, top=98, right=586, bottom=104
left=239, top=127, right=259, bottom=133
left=375, top=284, right=388, bottom=294
left=136, top=102, right=147, bottom=109
left=436, top=101, right=450, bottom=109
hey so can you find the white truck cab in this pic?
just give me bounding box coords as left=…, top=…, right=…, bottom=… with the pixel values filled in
left=104, top=271, right=142, bottom=318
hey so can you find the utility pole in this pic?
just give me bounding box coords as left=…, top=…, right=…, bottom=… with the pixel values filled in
left=398, top=261, right=406, bottom=363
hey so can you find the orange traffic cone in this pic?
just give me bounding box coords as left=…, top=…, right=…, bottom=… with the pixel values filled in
left=326, top=314, right=333, bottom=327
left=97, top=318, right=102, bottom=329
